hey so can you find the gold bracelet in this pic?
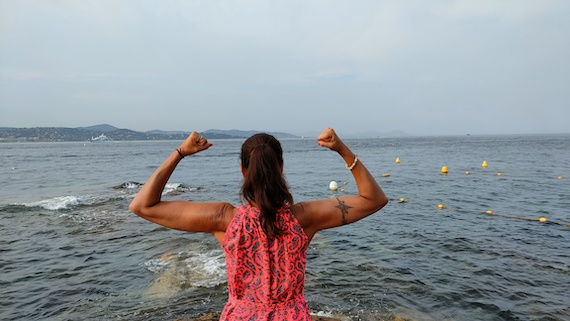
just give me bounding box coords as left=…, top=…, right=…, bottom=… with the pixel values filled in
left=346, top=154, right=358, bottom=170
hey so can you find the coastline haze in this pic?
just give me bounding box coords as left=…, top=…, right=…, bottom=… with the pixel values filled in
left=1, top=1, right=569, bottom=136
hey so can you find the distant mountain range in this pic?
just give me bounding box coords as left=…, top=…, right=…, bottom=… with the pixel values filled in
left=0, top=124, right=299, bottom=142
left=0, top=124, right=409, bottom=142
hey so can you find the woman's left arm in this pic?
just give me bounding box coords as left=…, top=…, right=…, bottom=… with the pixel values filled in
left=129, top=132, right=234, bottom=236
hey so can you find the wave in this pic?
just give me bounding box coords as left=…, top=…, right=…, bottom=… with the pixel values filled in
left=163, top=183, right=183, bottom=195
left=113, top=181, right=199, bottom=196
left=162, top=183, right=199, bottom=196
left=113, top=181, right=143, bottom=189
left=16, top=196, right=84, bottom=211
left=11, top=194, right=125, bottom=211
left=182, top=249, right=226, bottom=287
left=143, top=247, right=226, bottom=298
left=6, top=181, right=200, bottom=212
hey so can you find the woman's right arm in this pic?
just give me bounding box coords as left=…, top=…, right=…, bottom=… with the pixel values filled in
left=129, top=132, right=235, bottom=243
left=295, top=128, right=388, bottom=240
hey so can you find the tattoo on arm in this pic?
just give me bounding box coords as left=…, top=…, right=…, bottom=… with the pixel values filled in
left=335, top=198, right=353, bottom=225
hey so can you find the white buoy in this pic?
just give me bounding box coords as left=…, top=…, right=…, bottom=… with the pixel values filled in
left=329, top=181, right=339, bottom=191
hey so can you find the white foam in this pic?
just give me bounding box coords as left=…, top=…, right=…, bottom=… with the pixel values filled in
left=22, top=196, right=82, bottom=210
left=144, top=255, right=174, bottom=273
left=144, top=248, right=226, bottom=293
left=162, top=183, right=182, bottom=195
left=313, top=311, right=335, bottom=318
left=123, top=182, right=139, bottom=189
left=311, top=311, right=351, bottom=321
left=161, top=183, right=198, bottom=196
left=183, top=249, right=226, bottom=288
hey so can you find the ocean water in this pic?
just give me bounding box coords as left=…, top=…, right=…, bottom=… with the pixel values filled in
left=1, top=134, right=569, bottom=321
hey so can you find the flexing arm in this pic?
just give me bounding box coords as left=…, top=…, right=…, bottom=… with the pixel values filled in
left=129, top=132, right=234, bottom=241
left=295, top=128, right=388, bottom=240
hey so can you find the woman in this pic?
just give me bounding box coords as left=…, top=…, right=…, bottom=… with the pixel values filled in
left=130, top=128, right=388, bottom=320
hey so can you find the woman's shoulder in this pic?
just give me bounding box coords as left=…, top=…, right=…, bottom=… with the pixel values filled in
left=291, top=202, right=310, bottom=228
left=291, top=201, right=323, bottom=241
left=225, top=204, right=255, bottom=226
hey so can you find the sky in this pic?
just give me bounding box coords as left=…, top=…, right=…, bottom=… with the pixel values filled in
left=1, top=0, right=569, bottom=136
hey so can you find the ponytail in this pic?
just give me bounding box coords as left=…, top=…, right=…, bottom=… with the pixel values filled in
left=240, top=134, right=293, bottom=238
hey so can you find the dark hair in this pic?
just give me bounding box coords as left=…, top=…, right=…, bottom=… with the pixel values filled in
left=240, top=133, right=293, bottom=238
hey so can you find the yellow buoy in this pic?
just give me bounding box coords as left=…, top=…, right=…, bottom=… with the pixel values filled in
left=438, top=204, right=445, bottom=209
left=396, top=157, right=401, bottom=164
left=558, top=176, right=563, bottom=180
left=441, top=166, right=448, bottom=174
left=382, top=173, right=390, bottom=177
left=486, top=210, right=493, bottom=215
left=340, top=189, right=345, bottom=193
left=539, top=217, right=547, bottom=223
left=482, top=160, right=488, bottom=168
left=497, top=172, right=502, bottom=176
left=465, top=171, right=470, bottom=175
left=343, top=181, right=347, bottom=185
left=399, top=197, right=406, bottom=203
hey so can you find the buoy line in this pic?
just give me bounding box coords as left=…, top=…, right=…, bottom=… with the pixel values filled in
left=484, top=211, right=570, bottom=227
left=391, top=198, right=569, bottom=227
left=334, top=158, right=567, bottom=227
left=436, top=204, right=459, bottom=210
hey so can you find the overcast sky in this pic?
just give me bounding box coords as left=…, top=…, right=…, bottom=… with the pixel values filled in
left=1, top=0, right=569, bottom=136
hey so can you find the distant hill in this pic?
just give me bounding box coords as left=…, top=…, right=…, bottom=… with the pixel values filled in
left=145, top=129, right=187, bottom=135
left=77, top=124, right=120, bottom=132
left=0, top=125, right=299, bottom=142
left=0, top=125, right=408, bottom=142
left=0, top=126, right=167, bottom=142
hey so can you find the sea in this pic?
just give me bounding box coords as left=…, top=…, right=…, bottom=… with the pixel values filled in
left=1, top=134, right=569, bottom=321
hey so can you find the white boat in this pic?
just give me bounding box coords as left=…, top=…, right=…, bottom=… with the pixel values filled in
left=90, top=133, right=109, bottom=141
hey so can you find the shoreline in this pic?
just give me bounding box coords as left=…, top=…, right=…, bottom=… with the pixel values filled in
left=178, top=313, right=340, bottom=321
left=179, top=312, right=414, bottom=321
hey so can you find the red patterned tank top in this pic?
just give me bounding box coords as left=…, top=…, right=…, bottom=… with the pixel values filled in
left=221, top=204, right=310, bottom=321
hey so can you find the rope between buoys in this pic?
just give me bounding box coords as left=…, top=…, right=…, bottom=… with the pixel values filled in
left=485, top=211, right=570, bottom=227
